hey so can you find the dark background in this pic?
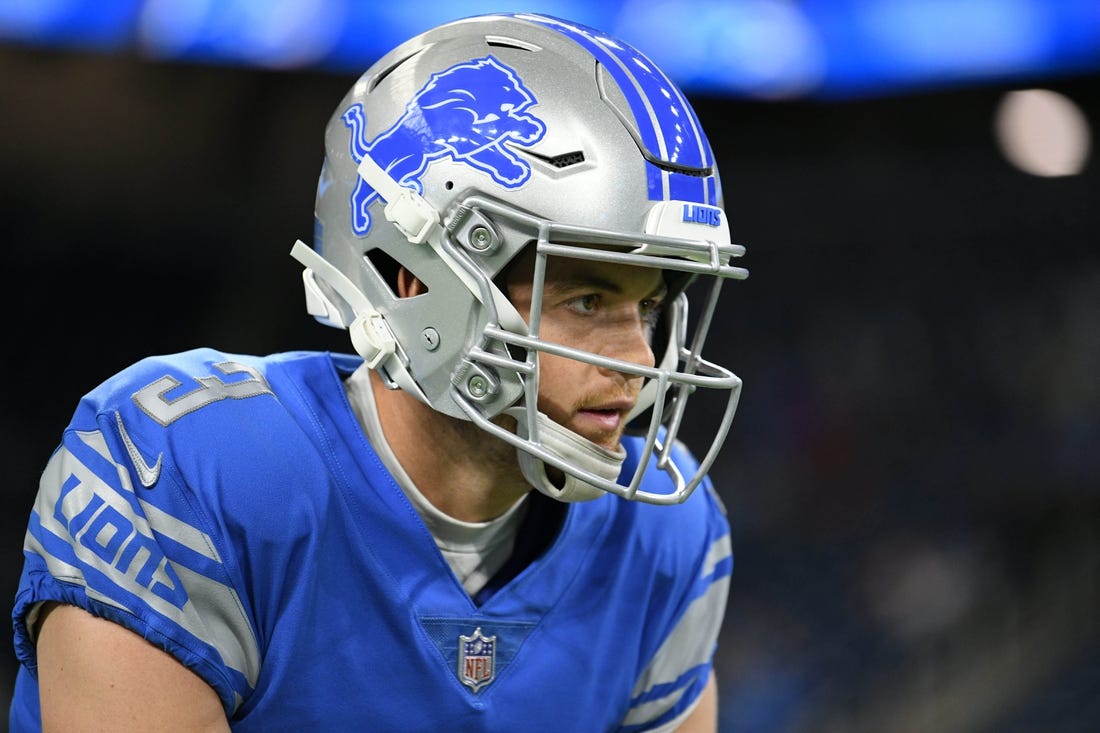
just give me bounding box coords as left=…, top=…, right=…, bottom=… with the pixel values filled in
left=2, top=36, right=1098, bottom=733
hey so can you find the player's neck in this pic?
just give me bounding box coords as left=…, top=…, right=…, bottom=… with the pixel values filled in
left=369, top=370, right=530, bottom=523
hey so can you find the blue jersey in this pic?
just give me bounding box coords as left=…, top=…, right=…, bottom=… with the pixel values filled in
left=11, top=349, right=732, bottom=732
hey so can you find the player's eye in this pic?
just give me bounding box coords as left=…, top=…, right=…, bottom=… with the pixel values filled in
left=568, top=294, right=600, bottom=314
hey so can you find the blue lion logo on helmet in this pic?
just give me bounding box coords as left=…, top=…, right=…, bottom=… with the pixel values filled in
left=343, top=55, right=548, bottom=235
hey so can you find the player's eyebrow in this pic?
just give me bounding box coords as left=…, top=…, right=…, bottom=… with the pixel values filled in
left=546, top=273, right=668, bottom=300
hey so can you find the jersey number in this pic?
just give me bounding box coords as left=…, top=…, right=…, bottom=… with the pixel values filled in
left=132, top=361, right=273, bottom=426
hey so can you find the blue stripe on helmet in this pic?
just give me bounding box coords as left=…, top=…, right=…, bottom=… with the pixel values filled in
left=514, top=13, right=714, bottom=204
left=669, top=170, right=709, bottom=203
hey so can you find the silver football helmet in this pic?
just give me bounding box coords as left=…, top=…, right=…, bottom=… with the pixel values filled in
left=291, top=12, right=748, bottom=505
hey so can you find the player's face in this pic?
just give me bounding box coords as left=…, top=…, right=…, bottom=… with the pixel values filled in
left=507, top=251, right=665, bottom=450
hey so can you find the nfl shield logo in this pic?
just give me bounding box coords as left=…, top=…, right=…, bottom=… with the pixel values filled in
left=458, top=627, right=496, bottom=692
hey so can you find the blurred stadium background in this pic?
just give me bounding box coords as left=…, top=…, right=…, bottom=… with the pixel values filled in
left=2, top=1, right=1098, bottom=731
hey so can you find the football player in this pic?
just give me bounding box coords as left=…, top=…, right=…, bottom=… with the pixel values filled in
left=12, top=12, right=748, bottom=732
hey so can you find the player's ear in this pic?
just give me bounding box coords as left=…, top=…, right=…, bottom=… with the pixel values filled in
left=396, top=267, right=428, bottom=298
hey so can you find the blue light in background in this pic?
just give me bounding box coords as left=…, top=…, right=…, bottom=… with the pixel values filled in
left=1, top=0, right=1097, bottom=97
left=0, top=0, right=143, bottom=50
left=136, top=0, right=349, bottom=68
left=614, top=0, right=829, bottom=98
left=855, top=0, right=1052, bottom=84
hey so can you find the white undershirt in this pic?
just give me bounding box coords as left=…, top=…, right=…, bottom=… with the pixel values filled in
left=344, top=365, right=528, bottom=597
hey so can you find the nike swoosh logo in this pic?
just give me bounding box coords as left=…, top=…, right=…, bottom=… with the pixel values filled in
left=115, top=411, right=163, bottom=488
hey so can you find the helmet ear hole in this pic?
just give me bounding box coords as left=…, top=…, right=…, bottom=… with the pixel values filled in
left=364, top=250, right=430, bottom=298
left=364, top=250, right=401, bottom=297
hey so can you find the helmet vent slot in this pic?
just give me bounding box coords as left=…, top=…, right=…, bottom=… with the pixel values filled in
left=367, top=48, right=424, bottom=92
left=548, top=151, right=585, bottom=168
left=485, top=35, right=541, bottom=52
left=651, top=160, right=711, bottom=177
left=522, top=149, right=586, bottom=169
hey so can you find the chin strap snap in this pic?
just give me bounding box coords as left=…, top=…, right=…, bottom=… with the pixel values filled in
left=290, top=240, right=397, bottom=369
left=348, top=313, right=397, bottom=370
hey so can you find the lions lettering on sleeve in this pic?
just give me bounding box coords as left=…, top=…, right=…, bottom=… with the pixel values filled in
left=12, top=353, right=267, bottom=721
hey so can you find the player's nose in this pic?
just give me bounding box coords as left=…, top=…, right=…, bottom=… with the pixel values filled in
left=597, top=315, right=656, bottom=382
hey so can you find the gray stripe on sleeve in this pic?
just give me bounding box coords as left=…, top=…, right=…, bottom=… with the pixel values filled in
left=632, top=535, right=731, bottom=694
left=172, top=563, right=260, bottom=686
left=623, top=684, right=690, bottom=728
left=32, top=431, right=260, bottom=691
left=138, top=498, right=222, bottom=563
left=701, top=532, right=732, bottom=579
left=624, top=575, right=729, bottom=725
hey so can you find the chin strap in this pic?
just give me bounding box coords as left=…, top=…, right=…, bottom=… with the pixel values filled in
left=290, top=240, right=395, bottom=368
left=508, top=409, right=626, bottom=503
left=290, top=239, right=430, bottom=404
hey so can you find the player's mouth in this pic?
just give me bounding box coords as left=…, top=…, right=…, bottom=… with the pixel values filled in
left=573, top=399, right=635, bottom=448
left=576, top=408, right=622, bottom=432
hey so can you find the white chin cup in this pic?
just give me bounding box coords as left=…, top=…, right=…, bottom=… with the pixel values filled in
left=511, top=411, right=626, bottom=503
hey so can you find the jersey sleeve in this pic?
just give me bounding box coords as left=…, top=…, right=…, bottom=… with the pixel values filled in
left=620, top=444, right=734, bottom=732
left=13, top=401, right=260, bottom=717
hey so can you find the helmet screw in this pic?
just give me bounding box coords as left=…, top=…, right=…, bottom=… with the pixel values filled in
left=420, top=327, right=440, bottom=351
left=467, top=375, right=490, bottom=399
left=469, top=226, right=493, bottom=251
